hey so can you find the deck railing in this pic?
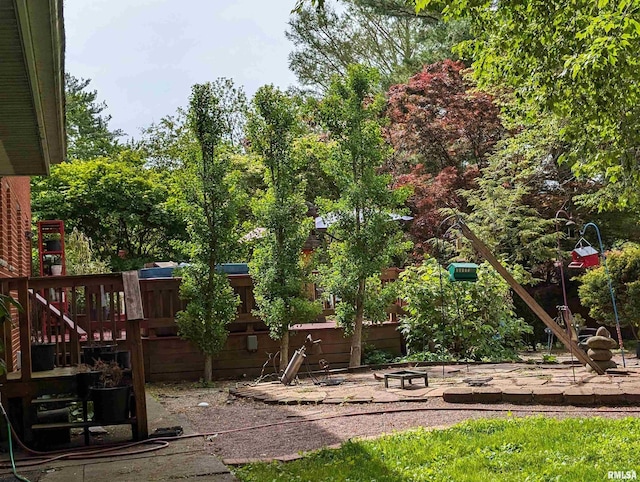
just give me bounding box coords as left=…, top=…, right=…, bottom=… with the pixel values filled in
left=0, top=272, right=148, bottom=440
left=139, top=268, right=405, bottom=336
left=0, top=269, right=406, bottom=372
left=0, top=273, right=137, bottom=379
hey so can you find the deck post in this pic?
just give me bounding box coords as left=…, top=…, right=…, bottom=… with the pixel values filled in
left=123, top=270, right=148, bottom=440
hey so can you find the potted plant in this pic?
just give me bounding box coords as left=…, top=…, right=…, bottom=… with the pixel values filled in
left=81, top=344, right=130, bottom=368
left=90, top=360, right=131, bottom=423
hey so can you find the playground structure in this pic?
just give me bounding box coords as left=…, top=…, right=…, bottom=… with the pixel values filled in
left=454, top=219, right=606, bottom=374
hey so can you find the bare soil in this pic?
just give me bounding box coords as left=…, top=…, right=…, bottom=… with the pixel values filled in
left=147, top=381, right=639, bottom=461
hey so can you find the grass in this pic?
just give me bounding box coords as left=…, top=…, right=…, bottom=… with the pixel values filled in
left=234, top=416, right=640, bottom=481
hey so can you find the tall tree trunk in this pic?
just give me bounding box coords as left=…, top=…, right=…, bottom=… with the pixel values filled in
left=279, top=330, right=290, bottom=372
left=349, top=280, right=366, bottom=367
left=204, top=354, right=213, bottom=383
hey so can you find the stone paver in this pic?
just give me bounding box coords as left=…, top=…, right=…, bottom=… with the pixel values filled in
left=593, top=387, right=626, bottom=406
left=501, top=387, right=533, bottom=404
left=532, top=387, right=565, bottom=405
left=228, top=357, right=640, bottom=408
left=443, top=387, right=475, bottom=403
left=563, top=386, right=595, bottom=406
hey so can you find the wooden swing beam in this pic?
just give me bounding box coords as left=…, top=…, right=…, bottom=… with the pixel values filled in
left=457, top=221, right=605, bottom=375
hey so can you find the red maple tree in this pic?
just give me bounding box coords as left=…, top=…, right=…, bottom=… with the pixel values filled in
left=385, top=60, right=503, bottom=257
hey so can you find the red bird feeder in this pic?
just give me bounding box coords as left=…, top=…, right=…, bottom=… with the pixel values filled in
left=569, top=239, right=600, bottom=269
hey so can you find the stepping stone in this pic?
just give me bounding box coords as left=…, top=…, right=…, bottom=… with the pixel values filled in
left=623, top=390, right=640, bottom=405
left=471, top=386, right=502, bottom=403
left=532, top=387, right=564, bottom=405
left=501, top=388, right=533, bottom=404
left=593, top=387, right=625, bottom=406
left=443, top=387, right=474, bottom=403
left=563, top=386, right=595, bottom=406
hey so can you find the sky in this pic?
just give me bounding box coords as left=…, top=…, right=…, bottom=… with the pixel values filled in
left=64, top=0, right=300, bottom=140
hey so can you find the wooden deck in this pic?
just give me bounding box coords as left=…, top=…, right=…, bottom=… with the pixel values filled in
left=0, top=272, right=148, bottom=448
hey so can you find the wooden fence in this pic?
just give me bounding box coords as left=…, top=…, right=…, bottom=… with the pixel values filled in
left=139, top=270, right=404, bottom=381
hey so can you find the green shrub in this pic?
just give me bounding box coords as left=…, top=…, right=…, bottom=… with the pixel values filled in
left=578, top=243, right=640, bottom=339
left=398, top=258, right=532, bottom=361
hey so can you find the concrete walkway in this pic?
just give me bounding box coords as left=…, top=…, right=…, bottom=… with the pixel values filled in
left=0, top=395, right=236, bottom=482
left=230, top=354, right=640, bottom=407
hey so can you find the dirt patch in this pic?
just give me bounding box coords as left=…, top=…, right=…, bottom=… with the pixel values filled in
left=147, top=381, right=639, bottom=461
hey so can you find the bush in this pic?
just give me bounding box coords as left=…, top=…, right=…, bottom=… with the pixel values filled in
left=398, top=258, right=532, bottom=361
left=577, top=243, right=640, bottom=339
left=362, top=345, right=397, bottom=365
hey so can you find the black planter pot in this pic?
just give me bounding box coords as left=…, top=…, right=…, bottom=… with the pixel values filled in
left=76, top=371, right=101, bottom=399
left=82, top=345, right=116, bottom=366
left=31, top=343, right=56, bottom=372
left=45, top=240, right=62, bottom=252
left=91, top=386, right=131, bottom=423
left=115, top=350, right=131, bottom=369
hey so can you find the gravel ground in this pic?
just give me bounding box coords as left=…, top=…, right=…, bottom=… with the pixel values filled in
left=148, top=382, right=640, bottom=461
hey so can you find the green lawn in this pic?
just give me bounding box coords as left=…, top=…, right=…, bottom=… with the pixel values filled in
left=234, top=416, right=640, bottom=482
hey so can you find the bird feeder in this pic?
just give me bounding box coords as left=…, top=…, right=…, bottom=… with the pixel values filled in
left=569, top=240, right=600, bottom=269
left=447, top=262, right=479, bottom=282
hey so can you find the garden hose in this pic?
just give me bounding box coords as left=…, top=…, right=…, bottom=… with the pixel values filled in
left=3, top=403, right=640, bottom=471
left=0, top=400, right=30, bottom=481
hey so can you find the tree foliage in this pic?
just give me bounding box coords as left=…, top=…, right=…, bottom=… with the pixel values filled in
left=65, top=74, right=123, bottom=160
left=416, top=0, right=640, bottom=210
left=65, top=229, right=111, bottom=275
left=386, top=60, right=503, bottom=175
left=460, top=117, right=573, bottom=270
left=175, top=80, right=244, bottom=381
left=31, top=150, right=186, bottom=267
left=247, top=86, right=322, bottom=368
left=578, top=243, right=640, bottom=339
left=287, top=1, right=468, bottom=91
left=399, top=259, right=532, bottom=360
left=386, top=60, right=502, bottom=258
left=316, top=65, right=411, bottom=367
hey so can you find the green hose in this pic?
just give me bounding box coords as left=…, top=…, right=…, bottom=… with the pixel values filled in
left=0, top=400, right=30, bottom=482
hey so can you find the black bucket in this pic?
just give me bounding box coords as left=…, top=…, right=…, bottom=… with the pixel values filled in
left=31, top=343, right=56, bottom=372
left=76, top=371, right=100, bottom=399
left=115, top=351, right=131, bottom=369
left=91, top=386, right=131, bottom=423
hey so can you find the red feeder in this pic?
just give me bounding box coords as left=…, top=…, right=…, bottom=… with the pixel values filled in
left=569, top=241, right=600, bottom=269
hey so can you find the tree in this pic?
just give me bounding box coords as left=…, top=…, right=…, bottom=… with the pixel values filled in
left=247, top=86, right=322, bottom=370
left=385, top=60, right=503, bottom=175
left=65, top=229, right=111, bottom=275
left=385, top=60, right=501, bottom=258
left=31, top=149, right=187, bottom=267
left=394, top=165, right=477, bottom=259
left=287, top=1, right=468, bottom=91
left=460, top=116, right=571, bottom=271
left=175, top=80, right=243, bottom=382
left=317, top=65, right=411, bottom=367
left=65, top=74, right=124, bottom=160
left=415, top=0, right=640, bottom=210
left=578, top=244, right=640, bottom=340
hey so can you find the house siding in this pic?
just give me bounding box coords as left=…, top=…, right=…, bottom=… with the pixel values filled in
left=0, top=176, right=31, bottom=277
left=0, top=176, right=32, bottom=370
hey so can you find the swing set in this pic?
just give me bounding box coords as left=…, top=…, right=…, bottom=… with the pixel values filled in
left=438, top=218, right=607, bottom=375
